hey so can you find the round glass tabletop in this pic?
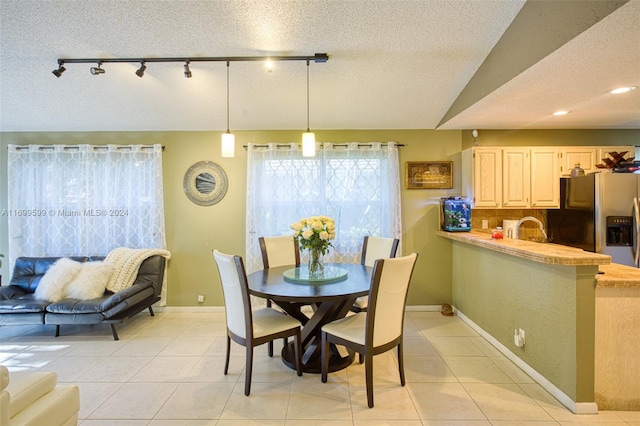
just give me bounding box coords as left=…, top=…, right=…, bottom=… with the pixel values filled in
left=283, top=265, right=349, bottom=284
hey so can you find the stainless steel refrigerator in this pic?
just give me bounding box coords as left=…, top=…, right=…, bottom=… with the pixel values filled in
left=547, top=173, right=638, bottom=267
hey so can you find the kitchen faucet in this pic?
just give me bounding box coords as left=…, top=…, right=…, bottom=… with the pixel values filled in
left=514, top=216, right=548, bottom=241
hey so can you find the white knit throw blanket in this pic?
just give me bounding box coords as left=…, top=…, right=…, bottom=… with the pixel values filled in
left=105, top=247, right=171, bottom=293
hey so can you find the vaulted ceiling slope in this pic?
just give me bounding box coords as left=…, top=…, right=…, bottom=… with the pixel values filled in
left=0, top=0, right=638, bottom=132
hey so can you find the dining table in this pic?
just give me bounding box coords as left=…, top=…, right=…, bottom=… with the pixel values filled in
left=246, top=263, right=372, bottom=373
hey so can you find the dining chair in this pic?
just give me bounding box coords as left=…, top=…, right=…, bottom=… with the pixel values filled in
left=259, top=235, right=300, bottom=269
left=351, top=236, right=400, bottom=313
left=212, top=249, right=303, bottom=396
left=258, top=235, right=301, bottom=356
left=321, top=252, right=418, bottom=408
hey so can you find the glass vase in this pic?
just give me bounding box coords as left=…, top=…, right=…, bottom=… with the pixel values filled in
left=308, top=248, right=324, bottom=278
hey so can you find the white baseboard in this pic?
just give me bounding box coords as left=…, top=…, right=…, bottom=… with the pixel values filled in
left=155, top=304, right=440, bottom=313
left=454, top=307, right=598, bottom=415
left=153, top=306, right=225, bottom=313
left=405, top=305, right=442, bottom=312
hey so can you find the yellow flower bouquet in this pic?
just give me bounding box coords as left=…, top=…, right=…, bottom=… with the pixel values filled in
left=290, top=215, right=336, bottom=277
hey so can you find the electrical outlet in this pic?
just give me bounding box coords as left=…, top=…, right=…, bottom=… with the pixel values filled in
left=197, top=294, right=205, bottom=303
left=482, top=219, right=488, bottom=229
left=514, top=328, right=526, bottom=347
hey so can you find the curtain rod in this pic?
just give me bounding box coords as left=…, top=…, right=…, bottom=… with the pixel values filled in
left=243, top=143, right=404, bottom=150
left=10, top=145, right=164, bottom=151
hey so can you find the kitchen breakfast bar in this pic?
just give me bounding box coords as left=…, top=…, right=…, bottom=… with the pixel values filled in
left=438, top=231, right=640, bottom=413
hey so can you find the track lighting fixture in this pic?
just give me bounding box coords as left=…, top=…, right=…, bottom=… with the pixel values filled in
left=53, top=53, right=328, bottom=78
left=135, top=62, right=146, bottom=78
left=302, top=59, right=316, bottom=157
left=221, top=61, right=235, bottom=158
left=52, top=62, right=66, bottom=78
left=90, top=63, right=105, bottom=75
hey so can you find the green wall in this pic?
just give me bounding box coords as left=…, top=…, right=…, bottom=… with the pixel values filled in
left=0, top=129, right=459, bottom=306
left=451, top=241, right=598, bottom=403
left=1, top=129, right=637, bottom=305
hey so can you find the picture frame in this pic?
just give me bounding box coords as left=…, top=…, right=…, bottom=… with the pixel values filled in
left=406, top=161, right=453, bottom=189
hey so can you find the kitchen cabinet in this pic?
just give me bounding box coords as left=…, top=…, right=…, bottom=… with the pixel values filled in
left=559, top=146, right=634, bottom=176
left=502, top=148, right=530, bottom=208
left=462, top=147, right=559, bottom=209
left=559, top=147, right=598, bottom=176
left=597, top=146, right=635, bottom=166
left=461, top=147, right=502, bottom=208
left=530, top=147, right=560, bottom=208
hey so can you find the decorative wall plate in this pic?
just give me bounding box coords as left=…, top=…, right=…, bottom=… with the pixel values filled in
left=183, top=161, right=228, bottom=206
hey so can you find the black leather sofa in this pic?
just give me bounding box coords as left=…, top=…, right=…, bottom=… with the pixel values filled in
left=0, top=255, right=166, bottom=340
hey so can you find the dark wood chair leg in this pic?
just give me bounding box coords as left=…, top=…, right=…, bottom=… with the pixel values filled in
left=321, top=332, right=329, bottom=383
left=245, top=345, right=254, bottom=396
left=267, top=300, right=273, bottom=357
left=55, top=325, right=60, bottom=337
left=365, top=354, right=374, bottom=408
left=398, top=342, right=405, bottom=386
left=109, top=324, right=120, bottom=341
left=359, top=353, right=364, bottom=364
left=148, top=306, right=155, bottom=316
left=224, top=336, right=231, bottom=375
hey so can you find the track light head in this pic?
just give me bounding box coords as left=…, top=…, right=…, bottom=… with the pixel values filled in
left=90, top=63, right=105, bottom=75
left=52, top=63, right=66, bottom=78
left=135, top=62, right=146, bottom=78
left=184, top=61, right=192, bottom=78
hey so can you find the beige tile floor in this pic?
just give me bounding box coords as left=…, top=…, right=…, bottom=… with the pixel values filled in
left=1, top=310, right=639, bottom=425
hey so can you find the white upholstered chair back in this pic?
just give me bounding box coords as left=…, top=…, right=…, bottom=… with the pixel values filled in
left=369, top=253, right=418, bottom=347
left=259, top=236, right=300, bottom=268
left=362, top=236, right=399, bottom=267
left=213, top=250, right=249, bottom=339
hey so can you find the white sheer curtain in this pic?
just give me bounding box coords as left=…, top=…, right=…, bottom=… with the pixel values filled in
left=7, top=144, right=167, bottom=267
left=245, top=142, right=401, bottom=273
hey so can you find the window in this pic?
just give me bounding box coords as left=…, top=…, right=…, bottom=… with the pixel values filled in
left=245, top=142, right=401, bottom=272
left=6, top=144, right=166, bottom=264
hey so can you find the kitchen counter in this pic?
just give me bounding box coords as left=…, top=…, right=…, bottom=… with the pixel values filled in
left=596, top=263, right=640, bottom=288
left=437, top=230, right=611, bottom=266
left=440, top=228, right=639, bottom=411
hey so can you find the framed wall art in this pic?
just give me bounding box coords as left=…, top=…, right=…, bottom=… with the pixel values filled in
left=406, top=161, right=453, bottom=189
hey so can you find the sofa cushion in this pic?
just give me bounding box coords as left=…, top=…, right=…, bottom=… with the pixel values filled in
left=5, top=370, right=57, bottom=418
left=66, top=261, right=114, bottom=300
left=33, top=258, right=82, bottom=302
left=0, top=294, right=49, bottom=314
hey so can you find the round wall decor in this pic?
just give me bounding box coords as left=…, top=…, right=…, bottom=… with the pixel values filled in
left=183, top=161, right=228, bottom=206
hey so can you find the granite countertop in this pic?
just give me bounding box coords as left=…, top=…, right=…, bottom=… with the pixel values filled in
left=437, top=230, right=611, bottom=266
left=597, top=263, right=640, bottom=288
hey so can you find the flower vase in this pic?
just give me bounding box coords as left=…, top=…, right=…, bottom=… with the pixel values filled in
left=308, top=248, right=324, bottom=278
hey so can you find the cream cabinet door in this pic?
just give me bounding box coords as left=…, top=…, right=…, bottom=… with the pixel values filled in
left=472, top=148, right=502, bottom=208
left=502, top=148, right=530, bottom=208
left=560, top=147, right=597, bottom=176
left=530, top=147, right=559, bottom=208
left=597, top=146, right=635, bottom=166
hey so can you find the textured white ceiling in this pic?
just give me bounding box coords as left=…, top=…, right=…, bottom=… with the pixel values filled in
left=0, top=0, right=638, bottom=132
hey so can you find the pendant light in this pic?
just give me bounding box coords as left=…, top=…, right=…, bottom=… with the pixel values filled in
left=221, top=61, right=235, bottom=158
left=302, top=59, right=316, bottom=157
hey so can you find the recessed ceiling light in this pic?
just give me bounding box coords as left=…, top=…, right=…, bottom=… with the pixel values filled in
left=553, top=110, right=571, bottom=116
left=611, top=86, right=637, bottom=94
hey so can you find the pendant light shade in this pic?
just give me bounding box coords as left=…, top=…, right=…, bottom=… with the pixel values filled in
left=221, top=132, right=235, bottom=157
left=302, top=131, right=315, bottom=157
left=221, top=61, right=235, bottom=158
left=302, top=59, right=316, bottom=157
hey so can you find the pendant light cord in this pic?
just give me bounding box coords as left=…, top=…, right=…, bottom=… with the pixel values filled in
left=306, top=59, right=310, bottom=132
left=226, top=61, right=230, bottom=133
